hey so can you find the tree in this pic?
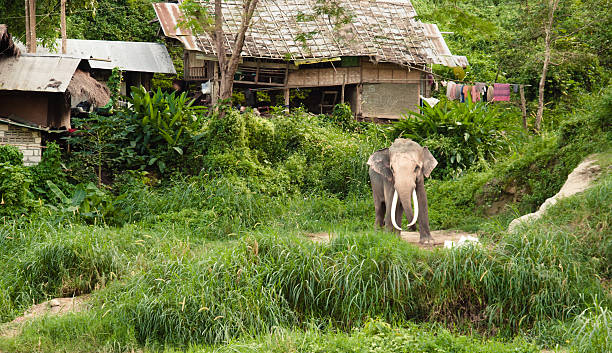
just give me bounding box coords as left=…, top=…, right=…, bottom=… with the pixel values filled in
left=535, top=0, right=560, bottom=132
left=180, top=0, right=350, bottom=107
left=181, top=0, right=259, bottom=104
left=0, top=0, right=95, bottom=47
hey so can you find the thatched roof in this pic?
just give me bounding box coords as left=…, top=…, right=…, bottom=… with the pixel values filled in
left=153, top=0, right=468, bottom=67
left=0, top=25, right=20, bottom=57
left=67, top=69, right=111, bottom=108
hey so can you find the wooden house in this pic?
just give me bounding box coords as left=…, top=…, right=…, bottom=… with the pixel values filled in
left=153, top=0, right=467, bottom=120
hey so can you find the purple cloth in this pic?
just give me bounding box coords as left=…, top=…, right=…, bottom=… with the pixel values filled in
left=493, top=83, right=510, bottom=102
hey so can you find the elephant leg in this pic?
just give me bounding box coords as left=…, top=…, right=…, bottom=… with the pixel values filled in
left=370, top=171, right=386, bottom=229
left=375, top=201, right=385, bottom=228
left=416, top=177, right=434, bottom=244
left=402, top=194, right=417, bottom=232
left=394, top=197, right=404, bottom=238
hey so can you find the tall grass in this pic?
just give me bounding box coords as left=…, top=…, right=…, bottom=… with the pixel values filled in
left=78, top=176, right=607, bottom=346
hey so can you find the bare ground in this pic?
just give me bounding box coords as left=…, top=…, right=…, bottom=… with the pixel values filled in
left=0, top=295, right=90, bottom=339
left=306, top=229, right=478, bottom=249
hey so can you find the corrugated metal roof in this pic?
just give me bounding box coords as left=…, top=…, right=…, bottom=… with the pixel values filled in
left=153, top=0, right=467, bottom=67
left=422, top=23, right=469, bottom=67
left=0, top=55, right=81, bottom=92
left=17, top=39, right=176, bottom=74
left=153, top=2, right=210, bottom=52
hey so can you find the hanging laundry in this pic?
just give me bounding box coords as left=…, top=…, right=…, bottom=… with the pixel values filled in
left=471, top=85, right=480, bottom=102
left=446, top=81, right=456, bottom=100
left=476, top=82, right=487, bottom=102
left=512, top=84, right=519, bottom=93
left=459, top=84, right=465, bottom=102
left=463, top=85, right=471, bottom=102
left=420, top=95, right=440, bottom=107
left=487, top=85, right=495, bottom=102
left=493, top=83, right=511, bottom=102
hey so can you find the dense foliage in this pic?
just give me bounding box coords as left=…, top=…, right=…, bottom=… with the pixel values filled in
left=389, top=99, right=521, bottom=178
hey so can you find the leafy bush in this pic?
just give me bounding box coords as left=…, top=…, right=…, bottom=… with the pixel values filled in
left=0, top=145, right=23, bottom=165
left=389, top=98, right=521, bottom=179
left=127, top=86, right=207, bottom=173
left=45, top=181, right=125, bottom=224
left=30, top=142, right=72, bottom=201
left=0, top=162, right=32, bottom=217
left=66, top=112, right=139, bottom=184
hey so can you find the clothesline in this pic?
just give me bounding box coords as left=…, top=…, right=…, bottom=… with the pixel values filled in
left=424, top=69, right=532, bottom=87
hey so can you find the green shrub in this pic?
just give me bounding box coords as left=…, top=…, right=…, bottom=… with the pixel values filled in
left=389, top=98, right=522, bottom=178
left=0, top=145, right=23, bottom=165
left=0, top=162, right=32, bottom=217
left=30, top=142, right=72, bottom=201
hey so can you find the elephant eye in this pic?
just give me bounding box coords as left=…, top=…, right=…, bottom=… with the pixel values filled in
left=414, top=165, right=420, bottom=173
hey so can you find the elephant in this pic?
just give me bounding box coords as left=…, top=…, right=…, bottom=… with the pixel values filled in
left=367, top=138, right=438, bottom=243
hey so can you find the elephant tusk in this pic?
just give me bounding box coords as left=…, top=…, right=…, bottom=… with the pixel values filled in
left=407, top=190, right=419, bottom=227
left=391, top=190, right=403, bottom=231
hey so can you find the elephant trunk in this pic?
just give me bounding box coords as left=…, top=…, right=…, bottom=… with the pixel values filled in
left=390, top=189, right=419, bottom=231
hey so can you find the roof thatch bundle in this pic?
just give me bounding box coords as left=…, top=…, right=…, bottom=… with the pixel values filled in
left=67, top=70, right=111, bottom=107
left=0, top=25, right=20, bottom=57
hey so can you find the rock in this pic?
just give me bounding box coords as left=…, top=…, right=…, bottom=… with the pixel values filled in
left=48, top=299, right=61, bottom=307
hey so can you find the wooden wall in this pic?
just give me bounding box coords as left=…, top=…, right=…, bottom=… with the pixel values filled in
left=287, top=60, right=423, bottom=88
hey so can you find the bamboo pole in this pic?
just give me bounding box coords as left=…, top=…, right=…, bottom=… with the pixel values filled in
left=61, top=0, right=66, bottom=54
left=24, top=0, right=30, bottom=51
left=28, top=0, right=36, bottom=53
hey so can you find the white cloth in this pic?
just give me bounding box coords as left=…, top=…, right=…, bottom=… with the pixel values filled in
left=420, top=95, right=440, bottom=107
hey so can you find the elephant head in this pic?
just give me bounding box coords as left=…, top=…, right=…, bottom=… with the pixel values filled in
left=367, top=138, right=438, bottom=241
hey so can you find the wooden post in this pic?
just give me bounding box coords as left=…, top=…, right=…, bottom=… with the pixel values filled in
left=24, top=0, right=30, bottom=51
left=519, top=85, right=528, bottom=131
left=28, top=0, right=36, bottom=53
left=284, top=88, right=290, bottom=113
left=60, top=0, right=67, bottom=54
left=356, top=83, right=363, bottom=117
left=211, top=62, right=219, bottom=105
left=341, top=74, right=346, bottom=103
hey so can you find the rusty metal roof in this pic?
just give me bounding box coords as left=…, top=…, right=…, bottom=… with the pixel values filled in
left=0, top=55, right=81, bottom=92
left=153, top=0, right=467, bottom=67
left=16, top=39, right=176, bottom=74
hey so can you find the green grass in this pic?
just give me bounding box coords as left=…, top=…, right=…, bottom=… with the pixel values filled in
left=1, top=175, right=610, bottom=352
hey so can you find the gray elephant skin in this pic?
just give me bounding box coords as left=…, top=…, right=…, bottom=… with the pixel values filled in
left=367, top=138, right=438, bottom=243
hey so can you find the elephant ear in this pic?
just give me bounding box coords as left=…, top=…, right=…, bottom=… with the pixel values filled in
left=422, top=147, right=438, bottom=178
left=367, top=148, right=393, bottom=182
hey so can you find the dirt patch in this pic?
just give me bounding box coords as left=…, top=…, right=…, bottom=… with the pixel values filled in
left=306, top=230, right=478, bottom=249
left=0, top=295, right=90, bottom=339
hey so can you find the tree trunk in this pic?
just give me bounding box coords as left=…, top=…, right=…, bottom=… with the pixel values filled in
left=212, top=0, right=259, bottom=105
left=519, top=84, right=528, bottom=131
left=535, top=0, right=560, bottom=132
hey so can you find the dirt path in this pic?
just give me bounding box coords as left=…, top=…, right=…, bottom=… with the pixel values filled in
left=0, top=295, right=89, bottom=339
left=509, top=154, right=604, bottom=232
left=306, top=229, right=478, bottom=249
